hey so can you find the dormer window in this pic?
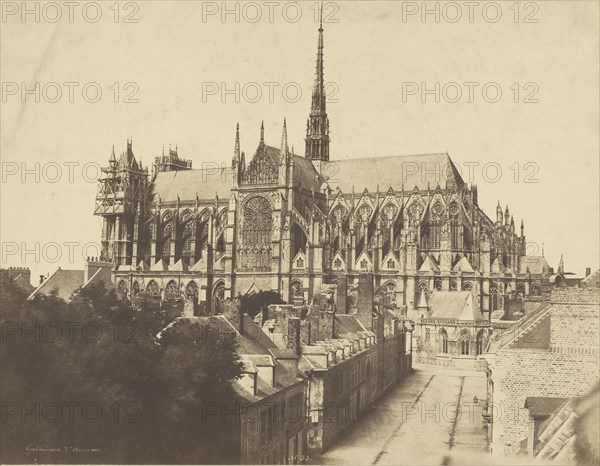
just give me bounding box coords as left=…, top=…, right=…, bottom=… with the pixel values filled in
left=334, top=258, right=342, bottom=268
left=297, top=258, right=304, bottom=268
left=360, top=259, right=368, bottom=269
left=387, top=259, right=394, bottom=269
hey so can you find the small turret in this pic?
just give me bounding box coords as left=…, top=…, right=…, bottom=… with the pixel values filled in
left=232, top=123, right=240, bottom=169
left=510, top=215, right=515, bottom=234
left=496, top=201, right=503, bottom=225
left=520, top=219, right=525, bottom=237
left=260, top=120, right=265, bottom=144
left=280, top=117, right=289, bottom=161
left=504, top=205, right=510, bottom=226
left=558, top=254, right=564, bottom=275
left=109, top=145, right=117, bottom=170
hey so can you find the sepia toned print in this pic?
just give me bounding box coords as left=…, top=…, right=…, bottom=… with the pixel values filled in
left=1, top=1, right=598, bottom=465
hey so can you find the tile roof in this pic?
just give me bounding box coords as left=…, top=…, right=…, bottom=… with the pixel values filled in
left=510, top=313, right=550, bottom=349
left=28, top=269, right=84, bottom=301
left=428, top=291, right=485, bottom=321
left=487, top=303, right=551, bottom=352
left=533, top=398, right=578, bottom=461
left=11, top=273, right=35, bottom=293
left=524, top=397, right=569, bottom=417
left=581, top=269, right=600, bottom=288
left=324, top=153, right=464, bottom=193
left=335, top=314, right=367, bottom=335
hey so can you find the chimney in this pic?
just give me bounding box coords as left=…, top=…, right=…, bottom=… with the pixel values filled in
left=261, top=304, right=268, bottom=326
left=287, top=317, right=301, bottom=356
left=222, top=299, right=244, bottom=335
left=357, top=273, right=374, bottom=330
left=39, top=275, right=45, bottom=285
left=585, top=267, right=591, bottom=277
left=336, top=273, right=348, bottom=314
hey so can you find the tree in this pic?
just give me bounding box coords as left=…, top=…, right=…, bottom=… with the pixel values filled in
left=1, top=277, right=243, bottom=464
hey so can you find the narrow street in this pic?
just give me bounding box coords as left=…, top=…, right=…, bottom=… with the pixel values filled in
left=309, top=365, right=490, bottom=465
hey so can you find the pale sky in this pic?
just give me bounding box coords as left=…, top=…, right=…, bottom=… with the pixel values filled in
left=1, top=0, right=598, bottom=281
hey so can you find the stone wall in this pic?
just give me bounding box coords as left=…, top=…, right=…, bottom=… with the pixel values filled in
left=491, top=288, right=600, bottom=454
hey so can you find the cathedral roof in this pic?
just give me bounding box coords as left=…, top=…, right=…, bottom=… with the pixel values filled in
left=519, top=255, right=551, bottom=275
left=323, top=153, right=465, bottom=193
left=292, top=154, right=324, bottom=189
left=150, top=167, right=235, bottom=203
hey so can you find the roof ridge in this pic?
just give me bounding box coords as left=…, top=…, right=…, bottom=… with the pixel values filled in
left=333, top=153, right=450, bottom=162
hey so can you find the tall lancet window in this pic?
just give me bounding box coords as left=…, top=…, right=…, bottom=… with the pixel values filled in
left=449, top=202, right=462, bottom=249
left=241, top=196, right=272, bottom=271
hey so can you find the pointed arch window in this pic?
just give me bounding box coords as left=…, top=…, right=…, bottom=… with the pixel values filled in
left=476, top=330, right=486, bottom=356
left=185, top=281, right=198, bottom=300
left=241, top=196, right=272, bottom=271
left=117, top=280, right=128, bottom=299
left=146, top=280, right=160, bottom=297
left=165, top=280, right=180, bottom=301
left=439, top=329, right=448, bottom=354
left=291, top=281, right=304, bottom=305
left=460, top=331, right=470, bottom=355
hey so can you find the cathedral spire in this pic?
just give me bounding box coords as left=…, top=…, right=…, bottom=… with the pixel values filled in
left=260, top=120, right=265, bottom=143
left=305, top=2, right=330, bottom=164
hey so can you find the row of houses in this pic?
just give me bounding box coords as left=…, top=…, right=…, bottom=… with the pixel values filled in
left=8, top=260, right=414, bottom=464
left=188, top=275, right=413, bottom=464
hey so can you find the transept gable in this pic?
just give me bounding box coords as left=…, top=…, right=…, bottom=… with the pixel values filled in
left=382, top=251, right=399, bottom=270
left=331, top=252, right=345, bottom=272
left=453, top=255, right=475, bottom=273
left=419, top=255, right=440, bottom=273
left=355, top=251, right=372, bottom=271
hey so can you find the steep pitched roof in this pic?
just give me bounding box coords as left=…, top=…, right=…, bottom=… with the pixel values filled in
left=581, top=269, right=600, bottom=288
left=324, top=153, right=464, bottom=193
left=335, top=314, right=367, bottom=335
left=419, top=255, right=440, bottom=273
left=150, top=167, right=234, bottom=203
left=533, top=398, right=578, bottom=461
left=428, top=291, right=485, bottom=321
left=28, top=269, right=84, bottom=301
left=11, top=273, right=35, bottom=293
left=453, top=256, right=474, bottom=273
left=519, top=255, right=551, bottom=275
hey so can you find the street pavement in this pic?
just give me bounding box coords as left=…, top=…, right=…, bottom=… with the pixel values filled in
left=309, top=365, right=490, bottom=465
